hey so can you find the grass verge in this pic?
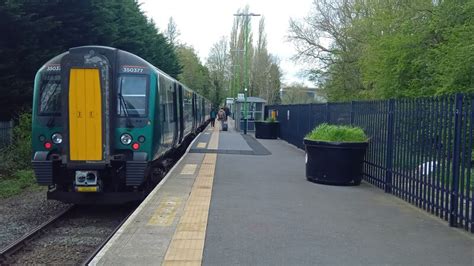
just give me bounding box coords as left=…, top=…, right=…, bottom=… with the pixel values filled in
left=0, top=170, right=40, bottom=199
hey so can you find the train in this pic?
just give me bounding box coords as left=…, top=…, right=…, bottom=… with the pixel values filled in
left=31, top=46, right=211, bottom=204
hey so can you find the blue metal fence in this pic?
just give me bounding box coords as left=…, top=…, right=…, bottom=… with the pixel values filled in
left=267, top=93, right=474, bottom=232
left=0, top=121, right=13, bottom=149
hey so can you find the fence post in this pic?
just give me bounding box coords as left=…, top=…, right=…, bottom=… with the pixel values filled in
left=326, top=103, right=330, bottom=123
left=385, top=99, right=395, bottom=193
left=10, top=120, right=13, bottom=140
left=350, top=101, right=355, bottom=125
left=449, top=93, right=463, bottom=227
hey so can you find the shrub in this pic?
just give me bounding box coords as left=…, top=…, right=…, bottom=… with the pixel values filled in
left=0, top=170, right=36, bottom=198
left=265, top=117, right=278, bottom=123
left=0, top=112, right=32, bottom=174
left=305, top=123, right=368, bottom=142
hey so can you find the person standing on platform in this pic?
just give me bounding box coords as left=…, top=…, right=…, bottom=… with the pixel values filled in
left=210, top=108, right=217, bottom=127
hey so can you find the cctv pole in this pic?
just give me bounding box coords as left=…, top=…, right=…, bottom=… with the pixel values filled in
left=234, top=12, right=260, bottom=134
left=244, top=17, right=248, bottom=134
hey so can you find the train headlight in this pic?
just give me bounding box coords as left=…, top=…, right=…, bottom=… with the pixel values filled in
left=120, top=133, right=132, bottom=145
left=51, top=133, right=63, bottom=144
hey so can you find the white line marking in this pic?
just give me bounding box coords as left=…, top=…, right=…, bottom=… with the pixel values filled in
left=180, top=164, right=197, bottom=175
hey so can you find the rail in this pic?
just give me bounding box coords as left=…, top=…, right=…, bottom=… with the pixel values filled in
left=0, top=205, right=75, bottom=263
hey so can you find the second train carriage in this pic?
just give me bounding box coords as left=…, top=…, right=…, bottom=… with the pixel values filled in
left=31, top=46, right=211, bottom=204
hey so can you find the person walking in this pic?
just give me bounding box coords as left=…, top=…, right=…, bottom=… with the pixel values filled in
left=217, top=108, right=226, bottom=130
left=223, top=105, right=230, bottom=120
left=210, top=108, right=217, bottom=127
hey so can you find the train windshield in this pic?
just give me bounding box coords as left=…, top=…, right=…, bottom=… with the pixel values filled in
left=39, top=74, right=61, bottom=116
left=118, top=75, right=148, bottom=117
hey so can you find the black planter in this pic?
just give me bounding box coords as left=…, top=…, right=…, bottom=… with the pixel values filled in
left=304, top=139, right=368, bottom=185
left=255, top=121, right=279, bottom=139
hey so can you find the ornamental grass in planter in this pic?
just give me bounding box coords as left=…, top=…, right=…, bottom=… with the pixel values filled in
left=255, top=117, right=279, bottom=139
left=304, top=123, right=368, bottom=185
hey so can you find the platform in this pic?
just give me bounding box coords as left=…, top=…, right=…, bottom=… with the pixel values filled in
left=91, top=120, right=474, bottom=266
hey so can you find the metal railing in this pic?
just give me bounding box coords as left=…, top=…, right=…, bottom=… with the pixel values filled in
left=0, top=121, right=13, bottom=149
left=267, top=93, right=473, bottom=232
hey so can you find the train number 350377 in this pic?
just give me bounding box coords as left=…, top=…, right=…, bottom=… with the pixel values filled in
left=122, top=67, right=144, bottom=73
left=46, top=65, right=61, bottom=71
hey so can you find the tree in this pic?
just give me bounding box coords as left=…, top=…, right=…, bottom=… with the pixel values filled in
left=227, top=9, right=282, bottom=104
left=427, top=0, right=474, bottom=94
left=206, top=37, right=230, bottom=107
left=266, top=60, right=282, bottom=104
left=288, top=0, right=366, bottom=101
left=165, top=17, right=180, bottom=46
left=251, top=17, right=270, bottom=98
left=288, top=0, right=474, bottom=101
left=229, top=6, right=255, bottom=98
left=176, top=45, right=211, bottom=98
left=281, top=83, right=319, bottom=104
left=0, top=0, right=181, bottom=119
left=251, top=17, right=281, bottom=104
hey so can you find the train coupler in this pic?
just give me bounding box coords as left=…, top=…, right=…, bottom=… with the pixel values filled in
left=74, top=170, right=101, bottom=193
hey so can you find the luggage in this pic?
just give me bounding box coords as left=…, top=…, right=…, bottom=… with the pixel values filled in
left=222, top=121, right=228, bottom=131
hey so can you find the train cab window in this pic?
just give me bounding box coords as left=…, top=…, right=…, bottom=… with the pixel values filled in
left=39, top=74, right=61, bottom=116
left=118, top=75, right=148, bottom=117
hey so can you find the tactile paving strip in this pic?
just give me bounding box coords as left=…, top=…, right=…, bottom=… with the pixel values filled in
left=162, top=127, right=219, bottom=266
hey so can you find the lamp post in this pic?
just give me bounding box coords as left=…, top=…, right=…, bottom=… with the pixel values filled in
left=234, top=12, right=260, bottom=134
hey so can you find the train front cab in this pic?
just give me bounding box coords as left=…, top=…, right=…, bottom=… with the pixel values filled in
left=31, top=46, right=156, bottom=204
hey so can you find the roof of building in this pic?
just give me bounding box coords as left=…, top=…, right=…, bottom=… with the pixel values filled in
left=235, top=96, right=267, bottom=103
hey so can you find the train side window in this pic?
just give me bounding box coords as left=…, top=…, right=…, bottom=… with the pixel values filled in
left=168, top=85, right=175, bottom=122
left=38, top=74, right=61, bottom=116
left=159, top=76, right=167, bottom=122
left=117, top=75, right=148, bottom=117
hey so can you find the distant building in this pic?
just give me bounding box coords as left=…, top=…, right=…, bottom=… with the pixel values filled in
left=225, top=97, right=235, bottom=117
left=279, top=86, right=326, bottom=103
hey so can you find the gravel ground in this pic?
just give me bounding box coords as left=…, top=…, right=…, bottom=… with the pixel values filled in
left=12, top=205, right=135, bottom=264
left=0, top=187, right=70, bottom=249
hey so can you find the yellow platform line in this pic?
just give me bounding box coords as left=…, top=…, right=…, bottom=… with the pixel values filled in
left=163, top=130, right=219, bottom=266
left=207, top=124, right=219, bottom=150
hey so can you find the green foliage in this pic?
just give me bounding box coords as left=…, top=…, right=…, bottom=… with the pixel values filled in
left=207, top=37, right=229, bottom=107
left=0, top=112, right=32, bottom=174
left=265, top=117, right=277, bottom=123
left=305, top=123, right=368, bottom=143
left=177, top=45, right=211, bottom=98
left=290, top=0, right=474, bottom=101
left=0, top=111, right=38, bottom=198
left=0, top=0, right=181, bottom=119
left=0, top=170, right=37, bottom=198
left=227, top=8, right=282, bottom=104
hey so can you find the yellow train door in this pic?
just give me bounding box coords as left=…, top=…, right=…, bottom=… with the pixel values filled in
left=68, top=68, right=103, bottom=161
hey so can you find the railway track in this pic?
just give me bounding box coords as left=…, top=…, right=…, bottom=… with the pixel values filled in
left=0, top=204, right=135, bottom=265
left=0, top=205, right=75, bottom=264
left=81, top=209, right=132, bottom=266
left=0, top=132, right=192, bottom=265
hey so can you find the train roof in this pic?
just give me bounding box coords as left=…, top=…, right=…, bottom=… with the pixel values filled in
left=37, top=45, right=211, bottom=102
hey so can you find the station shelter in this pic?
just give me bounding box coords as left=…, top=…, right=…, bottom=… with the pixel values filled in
left=234, top=96, right=266, bottom=132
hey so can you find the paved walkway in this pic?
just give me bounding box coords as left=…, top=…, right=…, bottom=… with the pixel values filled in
left=91, top=120, right=474, bottom=266
left=203, top=121, right=473, bottom=265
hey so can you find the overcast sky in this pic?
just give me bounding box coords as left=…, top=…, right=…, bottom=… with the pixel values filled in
left=139, top=0, right=314, bottom=87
